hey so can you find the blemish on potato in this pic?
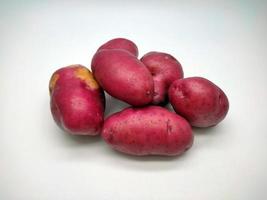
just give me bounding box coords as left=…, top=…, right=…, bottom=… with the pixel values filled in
left=75, top=67, right=99, bottom=89
left=49, top=73, right=59, bottom=94
left=107, top=132, right=114, bottom=143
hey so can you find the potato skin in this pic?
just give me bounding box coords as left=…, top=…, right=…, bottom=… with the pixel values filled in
left=168, top=77, right=229, bottom=127
left=91, top=49, right=154, bottom=106
left=97, top=38, right=139, bottom=57
left=49, top=65, right=105, bottom=135
left=141, top=52, right=184, bottom=105
left=101, top=106, right=193, bottom=156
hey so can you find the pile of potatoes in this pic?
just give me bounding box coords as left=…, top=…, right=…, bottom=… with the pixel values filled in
left=49, top=38, right=229, bottom=156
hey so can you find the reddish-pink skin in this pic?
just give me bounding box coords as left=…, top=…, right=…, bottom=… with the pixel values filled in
left=97, top=38, right=139, bottom=57
left=141, top=51, right=184, bottom=105
left=168, top=77, right=229, bottom=128
left=101, top=106, right=193, bottom=156
left=91, top=49, right=154, bottom=106
left=50, top=65, right=105, bottom=135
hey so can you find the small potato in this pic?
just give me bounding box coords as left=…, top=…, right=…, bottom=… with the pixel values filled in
left=168, top=77, right=229, bottom=127
left=141, top=51, right=184, bottom=105
left=49, top=65, right=105, bottom=135
left=97, top=38, right=139, bottom=57
left=101, top=106, right=193, bottom=156
left=91, top=49, right=154, bottom=106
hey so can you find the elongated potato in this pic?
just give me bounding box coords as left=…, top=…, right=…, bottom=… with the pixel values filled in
left=101, top=106, right=193, bottom=156
left=49, top=65, right=105, bottom=135
left=91, top=49, right=154, bottom=106
left=141, top=51, right=184, bottom=105
left=168, top=77, right=229, bottom=127
left=97, top=38, right=138, bottom=57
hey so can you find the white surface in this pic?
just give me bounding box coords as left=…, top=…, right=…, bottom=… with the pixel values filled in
left=1, top=0, right=267, bottom=199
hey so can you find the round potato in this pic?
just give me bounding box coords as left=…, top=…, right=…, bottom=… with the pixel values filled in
left=97, top=38, right=138, bottom=57
left=141, top=51, right=184, bottom=105
left=91, top=49, right=154, bottom=106
left=101, top=106, right=193, bottom=156
left=168, top=77, right=229, bottom=127
left=49, top=65, right=105, bottom=135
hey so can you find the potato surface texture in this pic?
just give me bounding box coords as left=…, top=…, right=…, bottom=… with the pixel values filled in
left=141, top=51, right=184, bottom=105
left=97, top=38, right=138, bottom=57
left=91, top=49, right=154, bottom=106
left=49, top=65, right=105, bottom=135
left=168, top=77, right=229, bottom=127
left=102, top=106, right=193, bottom=156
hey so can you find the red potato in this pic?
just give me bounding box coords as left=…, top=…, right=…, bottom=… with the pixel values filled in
left=91, top=49, right=154, bottom=106
left=168, top=77, right=229, bottom=127
left=101, top=106, right=193, bottom=156
left=97, top=38, right=139, bottom=57
left=49, top=65, right=105, bottom=135
left=141, top=51, right=184, bottom=105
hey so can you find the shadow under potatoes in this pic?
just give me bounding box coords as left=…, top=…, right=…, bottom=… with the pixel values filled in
left=191, top=121, right=231, bottom=150
left=109, top=147, right=193, bottom=162
left=193, top=126, right=219, bottom=135
left=100, top=144, right=195, bottom=171
left=104, top=92, right=129, bottom=117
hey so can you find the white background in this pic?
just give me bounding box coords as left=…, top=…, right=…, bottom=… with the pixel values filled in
left=1, top=0, right=267, bottom=199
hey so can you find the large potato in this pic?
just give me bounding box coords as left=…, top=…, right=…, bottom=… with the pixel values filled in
left=168, top=77, right=229, bottom=127
left=91, top=49, right=154, bottom=106
left=49, top=65, right=105, bottom=135
left=97, top=38, right=138, bottom=57
left=101, top=106, right=193, bottom=156
left=141, top=51, right=184, bottom=105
